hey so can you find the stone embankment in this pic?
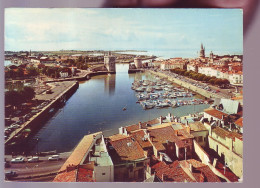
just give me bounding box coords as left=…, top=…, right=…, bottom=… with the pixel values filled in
left=5, top=81, right=79, bottom=146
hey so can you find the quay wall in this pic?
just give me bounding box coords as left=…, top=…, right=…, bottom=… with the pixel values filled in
left=147, top=70, right=223, bottom=99
left=5, top=81, right=79, bottom=146
left=128, top=69, right=144, bottom=73
left=45, top=71, right=114, bottom=83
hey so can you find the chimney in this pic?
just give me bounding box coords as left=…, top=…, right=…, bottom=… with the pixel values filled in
left=222, top=115, right=224, bottom=120
left=185, top=120, right=189, bottom=127
left=186, top=126, right=191, bottom=134
left=159, top=116, right=163, bottom=124
left=123, top=127, right=128, bottom=136
left=162, top=173, right=165, bottom=182
left=213, top=158, right=218, bottom=168
left=159, top=153, right=164, bottom=161
left=174, top=130, right=178, bottom=136
left=119, top=127, right=123, bottom=135
left=189, top=163, right=193, bottom=173
left=139, top=122, right=142, bottom=129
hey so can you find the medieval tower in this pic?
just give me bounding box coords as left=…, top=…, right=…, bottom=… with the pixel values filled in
left=104, top=52, right=116, bottom=73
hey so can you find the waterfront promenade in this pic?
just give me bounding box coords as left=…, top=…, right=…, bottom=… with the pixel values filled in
left=5, top=68, right=115, bottom=147
left=5, top=81, right=78, bottom=146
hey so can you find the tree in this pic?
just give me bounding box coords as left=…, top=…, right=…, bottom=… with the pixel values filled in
left=209, top=78, right=216, bottom=85
left=17, top=67, right=24, bottom=78
left=5, top=90, right=21, bottom=107
left=27, top=67, right=39, bottom=77
left=22, top=86, right=35, bottom=101
left=198, top=74, right=205, bottom=81
left=223, top=79, right=230, bottom=85
left=214, top=79, right=223, bottom=86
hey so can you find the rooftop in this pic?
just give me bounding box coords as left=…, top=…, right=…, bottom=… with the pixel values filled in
left=188, top=121, right=208, bottom=132
left=53, top=169, right=77, bottom=182
left=131, top=130, right=153, bottom=149
left=235, top=117, right=243, bottom=128
left=204, top=108, right=229, bottom=120
left=212, top=126, right=243, bottom=141
left=109, top=134, right=128, bottom=142
left=109, top=136, right=146, bottom=163
left=152, top=161, right=195, bottom=182
left=59, top=132, right=102, bottom=172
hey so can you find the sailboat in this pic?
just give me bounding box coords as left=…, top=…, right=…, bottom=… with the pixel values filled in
left=123, top=105, right=127, bottom=111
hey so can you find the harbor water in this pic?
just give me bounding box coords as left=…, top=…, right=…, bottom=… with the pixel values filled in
left=29, top=64, right=209, bottom=153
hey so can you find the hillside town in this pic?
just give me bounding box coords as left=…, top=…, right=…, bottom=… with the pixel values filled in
left=4, top=44, right=243, bottom=182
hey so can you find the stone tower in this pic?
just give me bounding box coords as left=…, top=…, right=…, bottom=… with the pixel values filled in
left=104, top=52, right=116, bottom=72
left=134, top=56, right=142, bottom=69
left=199, top=43, right=205, bottom=58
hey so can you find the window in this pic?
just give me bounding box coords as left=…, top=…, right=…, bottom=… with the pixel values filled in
left=198, top=136, right=203, bottom=142
left=102, top=173, right=106, bottom=175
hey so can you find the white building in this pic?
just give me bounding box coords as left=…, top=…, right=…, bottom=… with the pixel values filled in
left=229, top=72, right=243, bottom=86
left=60, top=71, right=69, bottom=78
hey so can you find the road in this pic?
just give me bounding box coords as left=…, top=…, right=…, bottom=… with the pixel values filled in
left=4, top=152, right=71, bottom=182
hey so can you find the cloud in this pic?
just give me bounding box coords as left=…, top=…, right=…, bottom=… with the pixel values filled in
left=4, top=9, right=242, bottom=53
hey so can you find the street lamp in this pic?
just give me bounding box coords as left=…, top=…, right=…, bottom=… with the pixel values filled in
left=36, top=138, right=39, bottom=155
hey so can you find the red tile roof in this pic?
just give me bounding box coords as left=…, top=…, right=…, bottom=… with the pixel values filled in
left=131, top=130, right=153, bottom=149
left=53, top=169, right=77, bottom=182
left=125, top=119, right=160, bottom=133
left=204, top=108, right=228, bottom=120
left=212, top=126, right=243, bottom=141
left=196, top=166, right=221, bottom=182
left=109, top=134, right=128, bottom=141
left=148, top=125, right=178, bottom=151
left=110, top=136, right=146, bottom=162
left=152, top=161, right=195, bottom=182
left=147, top=124, right=193, bottom=151
left=77, top=167, right=95, bottom=182
left=235, top=117, right=243, bottom=128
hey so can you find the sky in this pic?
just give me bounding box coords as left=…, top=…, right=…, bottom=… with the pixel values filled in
left=5, top=8, right=243, bottom=55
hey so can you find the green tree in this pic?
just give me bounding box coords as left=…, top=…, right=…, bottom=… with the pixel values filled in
left=17, top=67, right=24, bottom=78
left=5, top=90, right=21, bottom=107
left=209, top=78, right=216, bottom=85
left=198, top=74, right=205, bottom=81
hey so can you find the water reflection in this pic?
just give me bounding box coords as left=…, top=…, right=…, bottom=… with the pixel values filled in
left=104, top=74, right=116, bottom=96
left=28, top=64, right=209, bottom=153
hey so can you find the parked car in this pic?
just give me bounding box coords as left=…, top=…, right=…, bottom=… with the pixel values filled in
left=28, top=156, right=39, bottom=163
left=5, top=161, right=11, bottom=168
left=48, top=155, right=60, bottom=161
left=11, top=157, right=25, bottom=163
left=5, top=171, right=18, bottom=179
